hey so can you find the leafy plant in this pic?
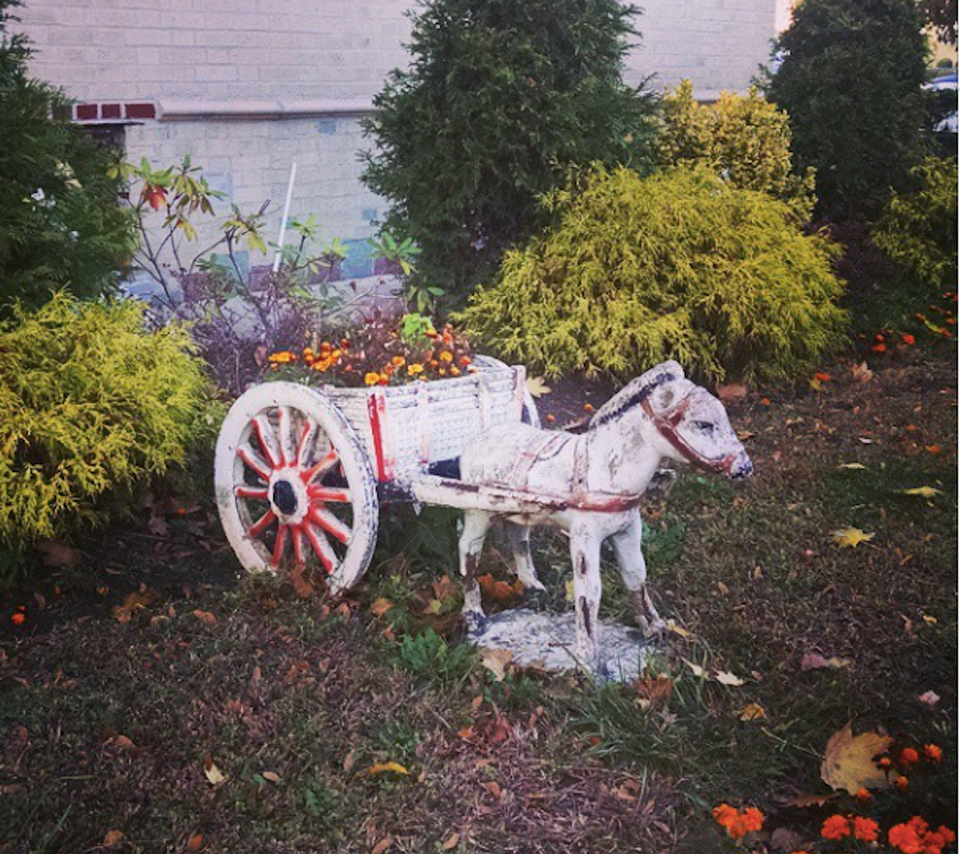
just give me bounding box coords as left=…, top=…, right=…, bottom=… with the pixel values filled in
left=763, top=0, right=930, bottom=219
left=368, top=231, right=444, bottom=313
left=0, top=1, right=134, bottom=314
left=361, top=0, right=658, bottom=297
left=657, top=80, right=816, bottom=218
left=0, top=293, right=214, bottom=550
left=460, top=165, right=847, bottom=383
left=872, top=157, right=958, bottom=292
left=393, top=628, right=475, bottom=686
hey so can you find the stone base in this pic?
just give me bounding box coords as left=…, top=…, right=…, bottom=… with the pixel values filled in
left=469, top=608, right=651, bottom=683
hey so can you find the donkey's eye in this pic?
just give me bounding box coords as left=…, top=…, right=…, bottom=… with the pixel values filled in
left=693, top=421, right=715, bottom=432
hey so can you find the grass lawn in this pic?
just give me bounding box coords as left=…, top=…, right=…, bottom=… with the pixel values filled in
left=0, top=343, right=955, bottom=853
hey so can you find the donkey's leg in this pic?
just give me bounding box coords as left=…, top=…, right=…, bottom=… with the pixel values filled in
left=610, top=513, right=665, bottom=637
left=506, top=522, right=545, bottom=591
left=570, top=523, right=603, bottom=673
left=459, top=510, right=492, bottom=633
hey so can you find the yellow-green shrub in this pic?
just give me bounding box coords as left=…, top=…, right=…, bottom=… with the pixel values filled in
left=459, top=165, right=846, bottom=383
left=872, top=157, right=958, bottom=292
left=658, top=81, right=816, bottom=219
left=0, top=293, right=214, bottom=546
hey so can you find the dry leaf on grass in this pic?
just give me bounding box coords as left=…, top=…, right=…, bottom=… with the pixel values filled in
left=714, top=670, right=745, bottom=687
left=371, top=838, right=394, bottom=854
left=441, top=832, right=461, bottom=850
left=740, top=703, right=767, bottom=721
left=187, top=833, right=204, bottom=851
left=716, top=383, right=747, bottom=403
left=113, top=589, right=156, bottom=624
left=525, top=377, right=552, bottom=397
left=478, top=647, right=513, bottom=681
left=801, top=652, right=853, bottom=671
left=103, top=830, right=125, bottom=848
left=35, top=539, right=82, bottom=568
left=203, top=757, right=227, bottom=786
left=838, top=462, right=868, bottom=470
left=820, top=723, right=892, bottom=794
left=900, top=486, right=944, bottom=499
left=366, top=761, right=409, bottom=776
left=832, top=528, right=875, bottom=548
left=193, top=610, right=218, bottom=626
left=370, top=598, right=394, bottom=617
left=917, top=690, right=941, bottom=707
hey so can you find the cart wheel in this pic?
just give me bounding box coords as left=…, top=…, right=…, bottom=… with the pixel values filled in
left=215, top=382, right=379, bottom=594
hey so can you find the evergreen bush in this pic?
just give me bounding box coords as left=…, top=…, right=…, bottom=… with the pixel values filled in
left=0, top=1, right=133, bottom=314
left=459, top=166, right=847, bottom=383
left=361, top=0, right=657, bottom=299
left=872, top=157, right=958, bottom=291
left=0, top=293, right=215, bottom=547
left=764, top=0, right=930, bottom=219
left=657, top=81, right=816, bottom=218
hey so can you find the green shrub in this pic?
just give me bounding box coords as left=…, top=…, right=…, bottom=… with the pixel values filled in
left=459, top=165, right=847, bottom=383
left=361, top=0, right=657, bottom=298
left=0, top=293, right=214, bottom=547
left=0, top=2, right=134, bottom=314
left=764, top=0, right=930, bottom=219
left=657, top=81, right=816, bottom=218
left=872, top=157, right=959, bottom=291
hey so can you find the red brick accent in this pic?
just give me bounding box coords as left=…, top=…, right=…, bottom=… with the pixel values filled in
left=101, top=103, right=122, bottom=119
left=76, top=103, right=98, bottom=121
left=124, top=102, right=156, bottom=120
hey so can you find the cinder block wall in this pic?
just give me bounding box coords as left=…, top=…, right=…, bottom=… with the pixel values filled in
left=14, top=0, right=776, bottom=278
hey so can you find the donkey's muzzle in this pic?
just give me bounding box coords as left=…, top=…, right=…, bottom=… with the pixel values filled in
left=730, top=455, right=753, bottom=479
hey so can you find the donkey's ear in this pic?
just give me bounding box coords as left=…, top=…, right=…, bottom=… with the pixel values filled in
left=650, top=376, right=694, bottom=415
left=659, top=360, right=684, bottom=379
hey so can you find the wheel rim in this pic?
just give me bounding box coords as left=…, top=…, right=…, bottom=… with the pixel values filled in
left=216, top=383, right=378, bottom=592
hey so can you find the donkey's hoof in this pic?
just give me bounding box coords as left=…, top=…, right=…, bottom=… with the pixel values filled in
left=638, top=615, right=667, bottom=639
left=463, top=610, right=489, bottom=636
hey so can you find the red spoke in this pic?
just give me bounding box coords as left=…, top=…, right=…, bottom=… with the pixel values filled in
left=303, top=522, right=337, bottom=574
left=309, top=506, right=351, bottom=544
left=253, top=415, right=281, bottom=468
left=247, top=508, right=276, bottom=539
left=295, top=421, right=316, bottom=468
left=277, top=407, right=292, bottom=467
left=301, top=450, right=338, bottom=484
left=271, top=524, right=288, bottom=567
left=308, top=486, right=351, bottom=503
left=291, top=525, right=306, bottom=564
left=236, top=486, right=269, bottom=500
left=238, top=446, right=272, bottom=483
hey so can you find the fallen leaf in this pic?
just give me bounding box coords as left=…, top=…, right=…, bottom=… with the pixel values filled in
left=441, top=832, right=461, bottom=850
left=740, top=702, right=767, bottom=721
left=838, top=462, right=868, bottom=470
left=35, top=539, right=82, bottom=568
left=366, top=761, right=409, bottom=776
left=203, top=757, right=227, bottom=786
left=851, top=361, right=873, bottom=383
left=925, top=444, right=942, bottom=454
left=716, top=383, right=747, bottom=403
left=820, top=723, right=892, bottom=794
left=113, top=590, right=156, bottom=624
left=714, top=670, right=745, bottom=687
left=371, top=838, right=393, bottom=854
left=900, top=486, right=944, bottom=498
left=479, top=648, right=513, bottom=681
left=525, top=377, right=552, bottom=398
left=370, top=598, right=394, bottom=617
left=422, top=599, right=443, bottom=616
left=482, top=780, right=502, bottom=799
left=188, top=833, right=204, bottom=851
left=832, top=528, right=875, bottom=548
left=193, top=610, right=218, bottom=626
left=664, top=620, right=691, bottom=639
left=288, top=563, right=314, bottom=598
left=857, top=436, right=875, bottom=445
left=148, top=513, right=169, bottom=537
left=261, top=771, right=281, bottom=784
left=917, top=690, right=941, bottom=707
left=343, top=749, right=356, bottom=772
left=737, top=430, right=757, bottom=440
left=922, top=614, right=938, bottom=626
left=107, top=734, right=137, bottom=751
left=682, top=658, right=706, bottom=678
left=103, top=830, right=124, bottom=848
left=801, top=652, right=852, bottom=671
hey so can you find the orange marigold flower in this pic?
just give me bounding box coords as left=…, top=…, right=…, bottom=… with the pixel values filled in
left=11, top=612, right=25, bottom=626
left=438, top=368, right=446, bottom=376
left=738, top=807, right=764, bottom=833
left=853, top=816, right=880, bottom=842
left=546, top=414, right=556, bottom=423
left=903, top=333, right=916, bottom=345
left=895, top=775, right=909, bottom=791
left=855, top=788, right=873, bottom=802
left=392, top=355, right=406, bottom=368
left=814, top=372, right=831, bottom=382
left=821, top=815, right=851, bottom=840
left=889, top=822, right=924, bottom=854
left=584, top=403, right=595, bottom=413
left=440, top=350, right=453, bottom=363
left=450, top=366, right=460, bottom=376
left=712, top=804, right=738, bottom=830
left=407, top=363, right=424, bottom=376
left=878, top=756, right=893, bottom=770
left=924, top=744, right=943, bottom=763
left=364, top=372, right=380, bottom=386
left=460, top=356, right=472, bottom=366
left=936, top=826, right=956, bottom=844
left=377, top=375, right=389, bottom=386
left=900, top=747, right=920, bottom=766
left=872, top=343, right=887, bottom=353
left=909, top=817, right=930, bottom=835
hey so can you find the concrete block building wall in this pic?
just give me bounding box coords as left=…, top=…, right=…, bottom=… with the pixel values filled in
left=14, top=0, right=776, bottom=279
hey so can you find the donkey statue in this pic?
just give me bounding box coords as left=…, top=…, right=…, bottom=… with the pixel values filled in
left=458, top=360, right=752, bottom=674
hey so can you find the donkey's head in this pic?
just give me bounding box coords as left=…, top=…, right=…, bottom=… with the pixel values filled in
left=591, top=361, right=753, bottom=479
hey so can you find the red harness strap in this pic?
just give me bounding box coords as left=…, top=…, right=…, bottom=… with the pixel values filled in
left=640, top=395, right=737, bottom=475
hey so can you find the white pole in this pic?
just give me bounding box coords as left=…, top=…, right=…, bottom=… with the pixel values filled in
left=272, top=161, right=298, bottom=273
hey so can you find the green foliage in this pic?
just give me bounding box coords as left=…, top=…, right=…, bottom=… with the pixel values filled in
left=0, top=293, right=215, bottom=547
left=0, top=2, right=134, bottom=314
left=393, top=628, right=475, bottom=686
left=764, top=0, right=930, bottom=219
left=657, top=80, right=816, bottom=218
left=872, top=157, right=959, bottom=291
left=361, top=0, right=657, bottom=297
left=459, top=165, right=847, bottom=383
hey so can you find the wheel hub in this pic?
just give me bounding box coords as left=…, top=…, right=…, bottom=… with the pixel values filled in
left=272, top=480, right=298, bottom=516
left=267, top=469, right=309, bottom=525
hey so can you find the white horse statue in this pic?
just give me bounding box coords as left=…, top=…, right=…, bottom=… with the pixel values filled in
left=458, top=360, right=753, bottom=673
